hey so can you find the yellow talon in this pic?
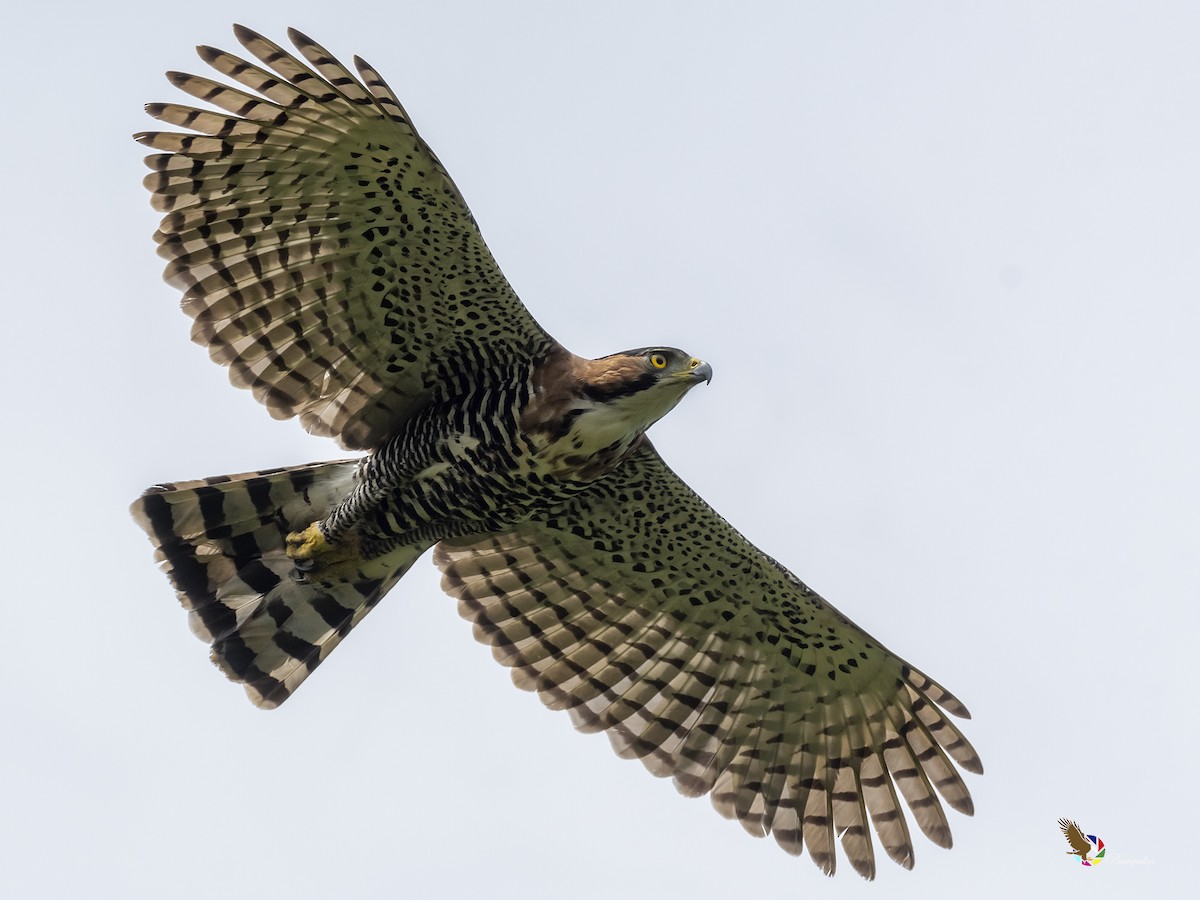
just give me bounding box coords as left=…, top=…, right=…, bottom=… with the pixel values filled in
left=285, top=522, right=361, bottom=577
left=286, top=522, right=329, bottom=564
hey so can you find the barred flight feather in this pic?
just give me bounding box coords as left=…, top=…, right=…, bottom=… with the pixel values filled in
left=139, top=24, right=558, bottom=451
left=437, top=443, right=982, bottom=879
left=131, top=461, right=421, bottom=708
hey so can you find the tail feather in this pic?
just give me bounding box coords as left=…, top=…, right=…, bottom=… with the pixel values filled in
left=131, top=459, right=421, bottom=707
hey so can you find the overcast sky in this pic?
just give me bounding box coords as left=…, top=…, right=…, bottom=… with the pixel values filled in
left=2, top=2, right=1194, bottom=897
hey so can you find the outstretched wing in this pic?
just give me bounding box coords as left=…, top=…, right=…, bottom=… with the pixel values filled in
left=139, top=26, right=559, bottom=450
left=1059, top=818, right=1091, bottom=856
left=436, top=442, right=981, bottom=878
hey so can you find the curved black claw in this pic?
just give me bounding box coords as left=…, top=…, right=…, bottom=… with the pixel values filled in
left=291, top=558, right=317, bottom=583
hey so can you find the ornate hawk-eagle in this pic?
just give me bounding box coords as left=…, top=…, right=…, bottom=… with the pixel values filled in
left=131, top=25, right=981, bottom=880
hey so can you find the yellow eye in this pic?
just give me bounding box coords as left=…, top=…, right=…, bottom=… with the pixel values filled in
left=649, top=353, right=668, bottom=370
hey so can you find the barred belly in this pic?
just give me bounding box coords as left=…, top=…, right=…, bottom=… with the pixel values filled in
left=318, top=375, right=621, bottom=560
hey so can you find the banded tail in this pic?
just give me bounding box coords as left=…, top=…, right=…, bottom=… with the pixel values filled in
left=131, top=460, right=422, bottom=708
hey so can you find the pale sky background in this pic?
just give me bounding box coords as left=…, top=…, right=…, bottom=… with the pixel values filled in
left=2, top=2, right=1195, bottom=898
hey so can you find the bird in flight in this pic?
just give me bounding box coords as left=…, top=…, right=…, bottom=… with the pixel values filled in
left=1058, top=819, right=1095, bottom=862
left=131, top=25, right=981, bottom=879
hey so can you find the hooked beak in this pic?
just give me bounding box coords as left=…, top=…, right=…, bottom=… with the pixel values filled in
left=686, top=359, right=713, bottom=385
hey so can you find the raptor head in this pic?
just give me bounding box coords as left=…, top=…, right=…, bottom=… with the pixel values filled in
left=577, top=346, right=712, bottom=430
left=531, top=347, right=712, bottom=478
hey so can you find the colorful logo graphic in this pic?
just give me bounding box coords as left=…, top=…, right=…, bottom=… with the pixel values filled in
left=1058, top=818, right=1105, bottom=866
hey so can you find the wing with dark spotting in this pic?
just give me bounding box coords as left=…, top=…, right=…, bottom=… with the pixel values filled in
left=436, top=442, right=981, bottom=879
left=138, top=25, right=560, bottom=450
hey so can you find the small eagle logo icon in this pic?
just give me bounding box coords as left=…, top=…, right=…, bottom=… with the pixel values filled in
left=1058, top=818, right=1105, bottom=865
